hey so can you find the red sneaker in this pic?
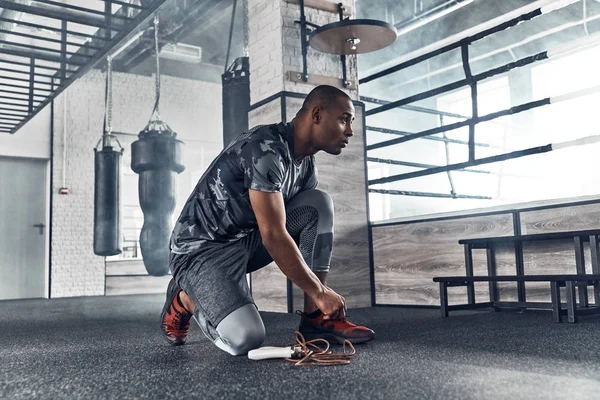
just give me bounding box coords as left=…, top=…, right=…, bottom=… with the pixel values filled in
left=298, top=309, right=375, bottom=344
left=160, top=279, right=193, bottom=346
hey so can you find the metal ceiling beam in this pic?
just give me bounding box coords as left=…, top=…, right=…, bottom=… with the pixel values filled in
left=0, top=75, right=53, bottom=86
left=0, top=116, right=25, bottom=121
left=0, top=16, right=110, bottom=41
left=0, top=28, right=103, bottom=51
left=0, top=107, right=28, bottom=114
left=0, top=57, right=72, bottom=72
left=31, top=0, right=134, bottom=21
left=0, top=65, right=63, bottom=79
left=9, top=0, right=171, bottom=134
left=0, top=82, right=51, bottom=92
left=0, top=39, right=93, bottom=59
left=0, top=94, right=43, bottom=102
left=0, top=46, right=86, bottom=65
left=0, top=2, right=123, bottom=30
left=0, top=88, right=46, bottom=98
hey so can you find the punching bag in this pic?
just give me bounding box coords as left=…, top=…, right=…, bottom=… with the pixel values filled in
left=93, top=143, right=123, bottom=256
left=132, top=16, right=185, bottom=276
left=222, top=56, right=250, bottom=146
left=131, top=125, right=184, bottom=276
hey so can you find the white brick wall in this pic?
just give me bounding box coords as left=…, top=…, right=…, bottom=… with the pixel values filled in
left=248, top=0, right=285, bottom=104
left=51, top=69, right=222, bottom=298
left=248, top=0, right=358, bottom=104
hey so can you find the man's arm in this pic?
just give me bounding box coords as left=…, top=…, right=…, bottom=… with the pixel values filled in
left=249, top=189, right=345, bottom=319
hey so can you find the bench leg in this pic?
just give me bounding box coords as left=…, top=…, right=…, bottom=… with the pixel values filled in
left=440, top=282, right=449, bottom=318
left=550, top=281, right=562, bottom=323
left=464, top=244, right=475, bottom=305
left=566, top=281, right=577, bottom=324
left=574, top=236, right=589, bottom=308
left=590, top=235, right=600, bottom=305
left=486, top=246, right=498, bottom=306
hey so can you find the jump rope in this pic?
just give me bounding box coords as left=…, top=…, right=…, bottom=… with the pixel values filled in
left=248, top=331, right=356, bottom=366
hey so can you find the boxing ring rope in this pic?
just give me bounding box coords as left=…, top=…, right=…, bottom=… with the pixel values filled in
left=360, top=0, right=579, bottom=84
left=383, top=12, right=600, bottom=92
left=361, top=0, right=600, bottom=198
left=365, top=31, right=600, bottom=119
left=369, top=133, right=600, bottom=186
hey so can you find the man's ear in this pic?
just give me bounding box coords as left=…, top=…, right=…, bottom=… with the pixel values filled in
left=312, top=106, right=321, bottom=123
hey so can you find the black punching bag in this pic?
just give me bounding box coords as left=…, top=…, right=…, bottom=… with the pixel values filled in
left=131, top=124, right=184, bottom=276
left=222, top=57, right=250, bottom=146
left=93, top=143, right=123, bottom=256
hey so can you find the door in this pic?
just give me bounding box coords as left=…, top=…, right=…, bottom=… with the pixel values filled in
left=0, top=156, right=47, bottom=300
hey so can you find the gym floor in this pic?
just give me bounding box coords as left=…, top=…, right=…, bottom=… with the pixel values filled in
left=2, top=294, right=599, bottom=399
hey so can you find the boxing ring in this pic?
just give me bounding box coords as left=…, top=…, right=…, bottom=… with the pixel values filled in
left=360, top=0, right=600, bottom=200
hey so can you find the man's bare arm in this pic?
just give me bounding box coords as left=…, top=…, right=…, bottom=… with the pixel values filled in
left=249, top=189, right=345, bottom=318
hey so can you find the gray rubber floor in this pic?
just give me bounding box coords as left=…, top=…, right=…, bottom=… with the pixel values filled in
left=2, top=294, right=600, bottom=399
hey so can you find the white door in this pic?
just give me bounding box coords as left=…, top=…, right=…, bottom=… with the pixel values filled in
left=0, top=156, right=47, bottom=300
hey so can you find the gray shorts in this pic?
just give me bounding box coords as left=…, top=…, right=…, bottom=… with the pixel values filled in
left=169, top=189, right=334, bottom=341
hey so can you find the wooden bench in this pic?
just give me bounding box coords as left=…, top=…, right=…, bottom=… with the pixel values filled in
left=459, top=229, right=600, bottom=308
left=433, top=275, right=600, bottom=323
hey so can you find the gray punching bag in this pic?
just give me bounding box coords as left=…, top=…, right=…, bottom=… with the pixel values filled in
left=222, top=57, right=250, bottom=146
left=93, top=142, right=123, bottom=256
left=131, top=124, right=184, bottom=276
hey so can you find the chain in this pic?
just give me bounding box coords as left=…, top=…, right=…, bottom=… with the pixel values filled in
left=153, top=15, right=161, bottom=118
left=106, top=56, right=113, bottom=135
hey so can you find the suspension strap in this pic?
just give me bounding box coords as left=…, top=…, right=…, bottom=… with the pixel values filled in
left=152, top=15, right=161, bottom=120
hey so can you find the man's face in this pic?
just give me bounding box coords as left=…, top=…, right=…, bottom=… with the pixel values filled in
left=313, top=96, right=355, bottom=155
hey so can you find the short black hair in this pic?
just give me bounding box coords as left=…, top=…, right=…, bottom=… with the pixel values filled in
left=300, top=85, right=351, bottom=113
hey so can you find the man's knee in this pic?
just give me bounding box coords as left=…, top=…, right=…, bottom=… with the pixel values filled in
left=289, top=189, right=334, bottom=230
left=214, top=303, right=265, bottom=356
left=218, top=325, right=265, bottom=356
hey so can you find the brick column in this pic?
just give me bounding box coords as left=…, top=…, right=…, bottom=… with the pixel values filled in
left=247, top=0, right=371, bottom=312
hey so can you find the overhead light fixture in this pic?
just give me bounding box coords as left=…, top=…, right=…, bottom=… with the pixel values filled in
left=395, top=0, right=475, bottom=37
left=159, top=42, right=202, bottom=63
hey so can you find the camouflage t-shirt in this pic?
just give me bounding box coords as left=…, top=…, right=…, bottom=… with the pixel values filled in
left=170, top=122, right=318, bottom=254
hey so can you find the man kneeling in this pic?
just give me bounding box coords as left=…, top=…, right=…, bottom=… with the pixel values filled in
left=160, top=85, right=375, bottom=355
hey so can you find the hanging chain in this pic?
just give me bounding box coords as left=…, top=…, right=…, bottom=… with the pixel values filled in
left=106, top=56, right=113, bottom=135
left=153, top=15, right=161, bottom=118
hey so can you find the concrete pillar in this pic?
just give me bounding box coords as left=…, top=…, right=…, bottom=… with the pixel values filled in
left=247, top=0, right=371, bottom=312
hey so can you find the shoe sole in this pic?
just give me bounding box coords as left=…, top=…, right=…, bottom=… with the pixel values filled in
left=300, top=332, right=374, bottom=345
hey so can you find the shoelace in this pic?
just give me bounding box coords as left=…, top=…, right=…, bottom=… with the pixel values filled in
left=166, top=304, right=191, bottom=334
left=283, top=331, right=356, bottom=366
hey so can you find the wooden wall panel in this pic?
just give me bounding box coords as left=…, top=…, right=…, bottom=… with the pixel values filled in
left=520, top=202, right=600, bottom=234
left=373, top=201, right=600, bottom=307
left=373, top=214, right=514, bottom=306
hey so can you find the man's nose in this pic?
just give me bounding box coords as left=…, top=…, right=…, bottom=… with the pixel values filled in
left=345, top=126, right=354, bottom=137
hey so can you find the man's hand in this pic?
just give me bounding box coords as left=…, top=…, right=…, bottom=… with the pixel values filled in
left=314, top=286, right=346, bottom=320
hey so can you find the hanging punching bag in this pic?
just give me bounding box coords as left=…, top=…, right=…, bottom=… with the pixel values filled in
left=222, top=57, right=250, bottom=146
left=131, top=16, right=185, bottom=276
left=94, top=56, right=123, bottom=257
left=93, top=143, right=123, bottom=256
left=131, top=125, right=184, bottom=276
